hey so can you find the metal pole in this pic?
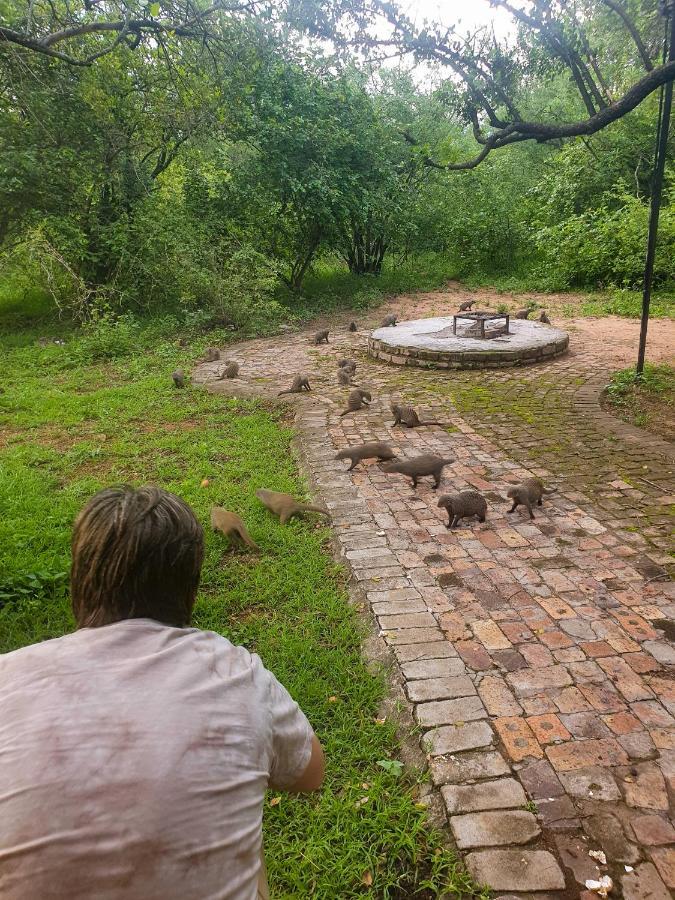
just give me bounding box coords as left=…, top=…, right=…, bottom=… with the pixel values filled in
left=636, top=4, right=675, bottom=376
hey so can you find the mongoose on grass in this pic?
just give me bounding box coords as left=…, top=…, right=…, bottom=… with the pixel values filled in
left=203, top=347, right=220, bottom=362
left=381, top=314, right=397, bottom=327
left=506, top=477, right=554, bottom=520
left=458, top=299, right=475, bottom=311
left=390, top=402, right=443, bottom=428
left=278, top=374, right=311, bottom=395
left=335, top=441, right=396, bottom=471
left=339, top=389, right=372, bottom=416
left=218, top=361, right=239, bottom=379
left=312, top=329, right=329, bottom=345
left=337, top=368, right=353, bottom=386
left=349, top=322, right=358, bottom=332
left=437, top=491, right=487, bottom=529
left=379, top=454, right=453, bottom=489
left=255, top=489, right=329, bottom=525
left=172, top=369, right=185, bottom=388
left=539, top=311, right=551, bottom=324
left=211, top=508, right=259, bottom=550
left=514, top=308, right=532, bottom=320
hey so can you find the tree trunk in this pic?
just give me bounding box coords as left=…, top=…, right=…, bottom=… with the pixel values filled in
left=345, top=226, right=388, bottom=275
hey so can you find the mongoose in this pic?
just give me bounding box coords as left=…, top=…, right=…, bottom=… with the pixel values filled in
left=337, top=368, right=353, bottom=386
left=539, top=311, right=551, bottom=324
left=381, top=314, right=397, bottom=327
left=380, top=454, right=453, bottom=489
left=334, top=441, right=396, bottom=471
left=338, top=358, right=357, bottom=370
left=278, top=374, right=311, bottom=395
left=390, top=402, right=442, bottom=428
left=514, top=308, right=532, bottom=320
left=255, top=489, right=329, bottom=525
left=203, top=347, right=220, bottom=362
left=506, top=477, right=554, bottom=520
left=349, top=321, right=358, bottom=332
left=218, top=361, right=239, bottom=379
left=458, top=299, right=475, bottom=311
left=172, top=369, right=185, bottom=388
left=339, top=389, right=372, bottom=416
left=312, top=329, right=329, bottom=345
left=437, top=491, right=487, bottom=529
left=211, top=508, right=259, bottom=550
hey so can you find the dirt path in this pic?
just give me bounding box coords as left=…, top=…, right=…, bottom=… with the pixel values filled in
left=195, top=295, right=674, bottom=899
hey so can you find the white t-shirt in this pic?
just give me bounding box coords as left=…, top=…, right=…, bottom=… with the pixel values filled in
left=0, top=618, right=314, bottom=899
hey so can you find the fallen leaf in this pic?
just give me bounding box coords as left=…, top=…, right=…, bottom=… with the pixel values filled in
left=374, top=717, right=386, bottom=725
left=361, top=783, right=370, bottom=790
left=269, top=797, right=281, bottom=807
left=361, top=871, right=373, bottom=886
left=200, top=478, right=210, bottom=487
left=328, top=696, right=338, bottom=703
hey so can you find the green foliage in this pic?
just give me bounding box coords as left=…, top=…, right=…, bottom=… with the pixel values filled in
left=606, top=363, right=675, bottom=403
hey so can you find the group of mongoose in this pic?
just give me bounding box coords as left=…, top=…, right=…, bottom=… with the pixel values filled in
left=458, top=298, right=551, bottom=323
left=185, top=307, right=553, bottom=551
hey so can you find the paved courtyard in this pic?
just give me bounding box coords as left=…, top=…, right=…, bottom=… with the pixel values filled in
left=196, top=293, right=674, bottom=899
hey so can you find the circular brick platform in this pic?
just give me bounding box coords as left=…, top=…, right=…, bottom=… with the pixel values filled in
left=369, top=317, right=569, bottom=369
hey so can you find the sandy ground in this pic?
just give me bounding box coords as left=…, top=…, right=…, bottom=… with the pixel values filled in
left=382, top=282, right=674, bottom=368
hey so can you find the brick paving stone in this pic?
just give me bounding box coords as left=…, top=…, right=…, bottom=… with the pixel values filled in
left=450, top=810, right=540, bottom=849
left=558, top=766, right=621, bottom=801
left=535, top=795, right=579, bottom=830
left=441, top=778, right=526, bottom=814
left=622, top=862, right=672, bottom=900
left=583, top=812, right=641, bottom=866
left=494, top=716, right=544, bottom=761
left=526, top=714, right=572, bottom=745
left=601, top=710, right=644, bottom=735
left=619, top=730, right=657, bottom=760
left=578, top=682, right=625, bottom=712
left=651, top=727, right=675, bottom=749
left=426, top=721, right=494, bottom=756
left=546, top=737, right=628, bottom=771
left=580, top=640, right=614, bottom=658
left=407, top=675, right=476, bottom=703
left=506, top=666, right=573, bottom=697
left=623, top=763, right=669, bottom=810
left=560, top=712, right=612, bottom=739
left=384, top=627, right=446, bottom=646
left=552, top=686, right=593, bottom=714
left=650, top=847, right=675, bottom=889
left=632, top=700, right=674, bottom=727
left=631, top=814, right=675, bottom=845
left=554, top=834, right=604, bottom=886
left=477, top=675, right=522, bottom=717
left=392, top=641, right=457, bottom=663
left=400, top=657, right=466, bottom=680
left=471, top=619, right=512, bottom=650
left=456, top=640, right=494, bottom=670
left=465, top=849, right=566, bottom=892
left=378, top=611, right=438, bottom=630
left=415, top=695, right=486, bottom=728
left=518, top=759, right=565, bottom=798
left=430, top=750, right=510, bottom=786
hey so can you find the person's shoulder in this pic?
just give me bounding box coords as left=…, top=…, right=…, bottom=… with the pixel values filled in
left=182, top=627, right=267, bottom=679
left=0, top=630, right=78, bottom=672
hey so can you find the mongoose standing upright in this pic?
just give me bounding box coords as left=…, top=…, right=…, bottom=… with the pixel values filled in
left=506, top=477, right=554, bottom=519
left=349, top=321, right=358, bottom=332
left=337, top=368, right=353, bottom=386
left=172, top=369, right=185, bottom=388
left=539, top=311, right=551, bottom=324
left=211, top=508, right=259, bottom=550
left=437, top=491, right=487, bottom=528
left=390, top=402, right=443, bottom=428
left=379, top=454, right=453, bottom=489
left=203, top=347, right=220, bottom=362
left=334, top=442, right=396, bottom=471
left=458, top=299, right=475, bottom=312
left=339, top=389, right=372, bottom=416
left=338, top=358, right=357, bottom=371
left=218, top=361, right=239, bottom=379
left=278, top=374, right=311, bottom=395
left=514, top=308, right=531, bottom=320
left=312, top=329, right=329, bottom=345
left=255, top=489, right=329, bottom=525
left=381, top=314, right=397, bottom=327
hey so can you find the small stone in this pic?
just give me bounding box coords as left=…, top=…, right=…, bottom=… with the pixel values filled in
left=622, top=862, right=671, bottom=900
left=465, top=849, right=565, bottom=892
left=426, top=720, right=494, bottom=756
left=559, top=766, right=620, bottom=801
left=441, top=778, right=526, bottom=814
left=632, top=814, right=675, bottom=846
left=450, top=810, right=540, bottom=849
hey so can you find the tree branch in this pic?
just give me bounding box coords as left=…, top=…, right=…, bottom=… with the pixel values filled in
left=600, top=0, right=654, bottom=71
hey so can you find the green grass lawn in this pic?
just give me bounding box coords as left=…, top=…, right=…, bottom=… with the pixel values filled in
left=603, top=363, right=675, bottom=441
left=0, top=313, right=485, bottom=899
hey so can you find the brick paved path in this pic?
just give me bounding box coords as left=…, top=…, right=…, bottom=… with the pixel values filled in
left=196, top=304, right=674, bottom=899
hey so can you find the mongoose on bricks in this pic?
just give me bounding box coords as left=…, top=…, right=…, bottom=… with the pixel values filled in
left=211, top=508, right=259, bottom=550
left=218, top=361, right=239, bottom=379
left=335, top=441, right=396, bottom=471
left=203, top=347, right=220, bottom=361
left=337, top=368, right=353, bottom=386
left=255, top=489, right=329, bottom=525
left=381, top=314, right=397, bottom=327
left=380, top=454, right=453, bottom=489
left=390, top=402, right=442, bottom=428
left=312, top=329, right=329, bottom=344
left=349, top=321, right=358, bottom=332
left=338, top=358, right=357, bottom=370
left=172, top=369, right=185, bottom=388
left=539, top=311, right=551, bottom=324
left=437, top=491, right=487, bottom=528
left=278, top=374, right=311, bottom=395
left=458, top=299, right=475, bottom=311
left=506, top=477, right=554, bottom=519
left=514, top=308, right=531, bottom=320
left=339, top=389, right=372, bottom=416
